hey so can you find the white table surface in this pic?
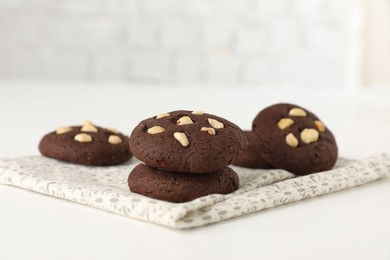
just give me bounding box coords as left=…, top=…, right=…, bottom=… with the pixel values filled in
left=0, top=81, right=389, bottom=260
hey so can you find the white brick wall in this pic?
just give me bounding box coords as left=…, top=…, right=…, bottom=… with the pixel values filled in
left=162, top=18, right=200, bottom=50
left=172, top=54, right=202, bottom=83
left=92, top=49, right=128, bottom=81
left=0, top=0, right=363, bottom=86
left=127, top=18, right=158, bottom=47
left=243, top=58, right=274, bottom=85
left=128, top=51, right=171, bottom=81
left=207, top=54, right=240, bottom=84
left=236, top=25, right=268, bottom=55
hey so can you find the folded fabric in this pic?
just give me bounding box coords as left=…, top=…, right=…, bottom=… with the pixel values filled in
left=0, top=154, right=389, bottom=229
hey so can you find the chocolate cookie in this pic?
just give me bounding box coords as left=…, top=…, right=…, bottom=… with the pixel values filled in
left=232, top=131, right=273, bottom=169
left=128, top=164, right=239, bottom=203
left=39, top=121, right=132, bottom=166
left=252, top=103, right=338, bottom=175
left=129, top=110, right=246, bottom=173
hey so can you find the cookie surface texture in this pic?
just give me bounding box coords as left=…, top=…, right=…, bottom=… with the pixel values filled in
left=39, top=122, right=132, bottom=166
left=252, top=103, right=338, bottom=175
left=128, top=164, right=239, bottom=203
left=232, top=131, right=274, bottom=169
left=129, top=110, right=246, bottom=173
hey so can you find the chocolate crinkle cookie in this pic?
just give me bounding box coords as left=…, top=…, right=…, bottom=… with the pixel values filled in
left=39, top=121, right=132, bottom=166
left=128, top=164, right=239, bottom=203
left=250, top=103, right=338, bottom=175
left=232, top=131, right=274, bottom=169
left=129, top=110, right=247, bottom=174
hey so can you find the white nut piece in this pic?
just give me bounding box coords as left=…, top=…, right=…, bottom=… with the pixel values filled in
left=147, top=126, right=165, bottom=134
left=176, top=116, right=194, bottom=125
left=108, top=135, right=122, bottom=144
left=174, top=132, right=189, bottom=147
left=81, top=123, right=98, bottom=133
left=192, top=110, right=204, bottom=115
left=82, top=120, right=94, bottom=125
left=285, top=133, right=298, bottom=148
left=314, top=120, right=326, bottom=133
left=156, top=113, right=170, bottom=119
left=208, top=118, right=224, bottom=129
left=200, top=127, right=216, bottom=136
left=277, top=118, right=294, bottom=130
left=300, top=128, right=319, bottom=144
left=74, top=133, right=92, bottom=143
left=106, top=127, right=119, bottom=134
left=56, top=127, right=73, bottom=135
left=288, top=108, right=307, bottom=117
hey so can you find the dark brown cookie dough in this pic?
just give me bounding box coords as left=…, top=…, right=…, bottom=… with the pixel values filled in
left=128, top=164, right=239, bottom=203
left=39, top=121, right=132, bottom=166
left=232, top=131, right=274, bottom=169
left=252, top=103, right=338, bottom=175
left=129, top=110, right=246, bottom=173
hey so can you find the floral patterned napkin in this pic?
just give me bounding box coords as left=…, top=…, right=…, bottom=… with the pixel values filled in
left=0, top=154, right=389, bottom=229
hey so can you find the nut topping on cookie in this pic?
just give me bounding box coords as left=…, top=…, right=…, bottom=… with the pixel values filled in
left=277, top=118, right=294, bottom=130
left=108, top=135, right=122, bottom=144
left=81, top=123, right=98, bottom=133
left=200, top=127, right=216, bottom=136
left=314, top=120, right=326, bottom=133
left=147, top=126, right=165, bottom=134
left=156, top=113, right=170, bottom=119
left=106, top=127, right=119, bottom=134
left=192, top=110, right=204, bottom=115
left=285, top=133, right=298, bottom=148
left=74, top=133, right=93, bottom=143
left=82, top=120, right=94, bottom=125
left=300, top=128, right=319, bottom=144
left=288, top=108, right=307, bottom=117
left=176, top=116, right=194, bottom=125
left=208, top=118, right=224, bottom=129
left=173, top=132, right=189, bottom=147
left=56, top=127, right=73, bottom=135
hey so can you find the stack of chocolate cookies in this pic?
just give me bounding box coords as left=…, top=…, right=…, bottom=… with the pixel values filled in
left=128, top=110, right=247, bottom=203
left=233, top=103, right=338, bottom=175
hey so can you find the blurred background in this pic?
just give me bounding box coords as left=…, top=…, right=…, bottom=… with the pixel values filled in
left=0, top=0, right=389, bottom=88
